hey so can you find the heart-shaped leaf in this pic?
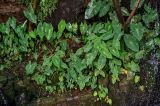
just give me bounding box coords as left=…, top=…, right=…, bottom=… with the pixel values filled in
left=124, top=35, right=139, bottom=52
left=25, top=61, right=37, bottom=75
left=58, top=20, right=66, bottom=34
left=98, top=42, right=112, bottom=59
left=23, top=4, right=37, bottom=24
left=130, top=23, right=145, bottom=41
left=95, top=54, right=106, bottom=70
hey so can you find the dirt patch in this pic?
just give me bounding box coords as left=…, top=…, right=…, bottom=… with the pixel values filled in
left=0, top=1, right=26, bottom=23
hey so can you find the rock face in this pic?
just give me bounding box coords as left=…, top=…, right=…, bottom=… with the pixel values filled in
left=0, top=0, right=25, bottom=23
left=46, top=0, right=89, bottom=28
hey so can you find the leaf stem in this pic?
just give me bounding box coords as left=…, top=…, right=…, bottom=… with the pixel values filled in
left=112, top=0, right=126, bottom=29
left=126, top=0, right=142, bottom=26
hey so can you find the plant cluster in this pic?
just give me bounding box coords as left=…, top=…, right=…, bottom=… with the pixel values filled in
left=0, top=0, right=160, bottom=104
left=38, top=0, right=58, bottom=21
left=20, top=0, right=58, bottom=21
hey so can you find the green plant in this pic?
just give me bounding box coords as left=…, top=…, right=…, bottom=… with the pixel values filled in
left=38, top=0, right=58, bottom=21
left=20, top=0, right=58, bottom=21
left=0, top=1, right=159, bottom=105
left=85, top=0, right=112, bottom=19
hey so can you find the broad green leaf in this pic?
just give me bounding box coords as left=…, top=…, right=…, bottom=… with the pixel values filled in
left=130, top=0, right=144, bottom=10
left=45, top=86, right=54, bottom=93
left=52, top=55, right=61, bottom=68
left=109, top=63, right=120, bottom=75
left=74, top=61, right=86, bottom=73
left=130, top=23, right=145, bottom=41
left=23, top=4, right=37, bottom=24
left=58, top=20, right=66, bottom=34
left=66, top=23, right=77, bottom=33
left=101, top=31, right=113, bottom=41
left=64, top=32, right=73, bottom=38
left=93, top=23, right=104, bottom=34
left=86, top=50, right=97, bottom=66
left=124, top=35, right=139, bottom=52
left=83, top=42, right=93, bottom=53
left=44, top=68, right=53, bottom=76
left=69, top=68, right=77, bottom=80
left=87, top=34, right=97, bottom=41
left=78, top=75, right=90, bottom=90
left=121, top=7, right=129, bottom=16
left=15, top=21, right=27, bottom=37
left=61, top=61, right=68, bottom=69
left=91, top=76, right=97, bottom=89
left=78, top=80, right=85, bottom=90
left=66, top=23, right=72, bottom=32
left=98, top=42, right=112, bottom=59
left=75, top=48, right=83, bottom=56
left=99, top=1, right=110, bottom=17
left=85, top=0, right=95, bottom=19
left=112, top=39, right=121, bottom=50
left=98, top=85, right=108, bottom=98
left=72, top=23, right=78, bottom=34
left=0, top=23, right=10, bottom=35
left=37, top=22, right=45, bottom=39
left=60, top=40, right=68, bottom=51
left=36, top=22, right=54, bottom=40
left=107, top=99, right=112, bottom=105
left=145, top=39, right=155, bottom=51
left=42, top=56, right=52, bottom=67
left=112, top=74, right=119, bottom=84
left=28, top=31, right=36, bottom=39
left=56, top=50, right=65, bottom=57
left=126, top=61, right=140, bottom=72
left=44, top=23, right=53, bottom=40
left=93, top=91, right=98, bottom=97
left=80, top=22, right=88, bottom=35
left=95, top=54, right=106, bottom=70
left=109, top=46, right=120, bottom=58
left=112, top=20, right=122, bottom=40
left=8, top=17, right=16, bottom=29
left=130, top=0, right=136, bottom=10
left=33, top=74, right=46, bottom=85
left=25, top=61, right=37, bottom=75
left=94, top=70, right=105, bottom=77
left=134, top=75, right=140, bottom=83
left=112, top=59, right=122, bottom=66
left=135, top=50, right=145, bottom=60
left=154, top=38, right=160, bottom=46
left=142, top=5, right=158, bottom=25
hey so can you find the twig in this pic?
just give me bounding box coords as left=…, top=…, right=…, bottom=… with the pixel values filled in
left=125, top=0, right=142, bottom=26
left=112, top=0, right=126, bottom=28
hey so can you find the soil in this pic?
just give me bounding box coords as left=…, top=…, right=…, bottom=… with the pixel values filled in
left=0, top=0, right=26, bottom=24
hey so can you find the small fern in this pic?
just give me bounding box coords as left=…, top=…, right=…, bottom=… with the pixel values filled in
left=20, top=0, right=58, bottom=21
left=38, top=0, right=58, bottom=21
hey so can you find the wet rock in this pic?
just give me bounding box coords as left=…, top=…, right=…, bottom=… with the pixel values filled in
left=15, top=92, right=27, bottom=106
left=0, top=75, right=7, bottom=88
left=0, top=1, right=26, bottom=23
left=46, top=0, right=88, bottom=28
left=0, top=89, right=8, bottom=106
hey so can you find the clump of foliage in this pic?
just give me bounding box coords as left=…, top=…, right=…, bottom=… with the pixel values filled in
left=38, top=0, right=58, bottom=21
left=0, top=0, right=160, bottom=105
left=20, top=0, right=58, bottom=21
